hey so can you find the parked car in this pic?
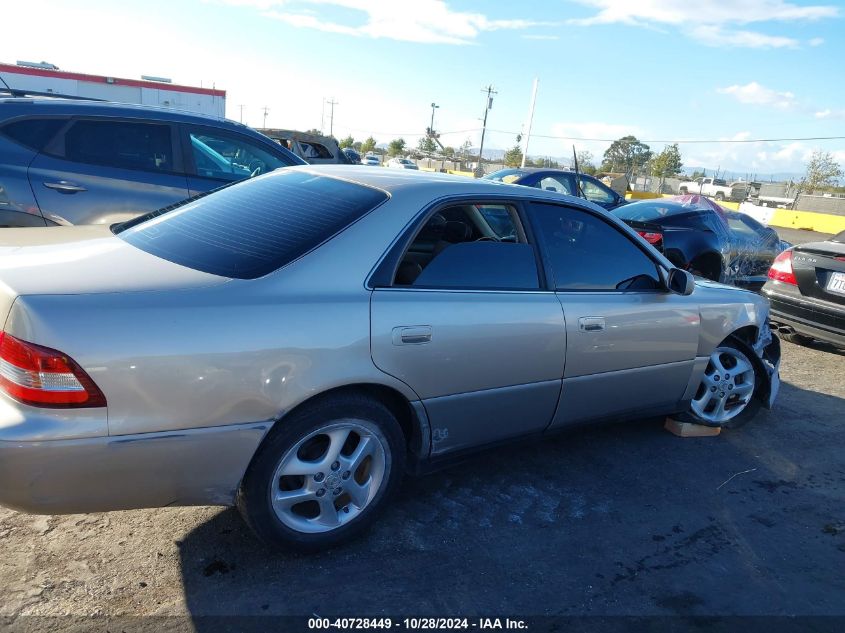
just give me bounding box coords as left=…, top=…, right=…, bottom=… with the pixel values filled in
left=259, top=128, right=352, bottom=166
left=0, top=98, right=304, bottom=227
left=0, top=167, right=780, bottom=550
left=342, top=148, right=362, bottom=164
left=484, top=168, right=628, bottom=211
left=362, top=154, right=381, bottom=167
left=762, top=230, right=845, bottom=347
left=387, top=157, right=418, bottom=170
left=612, top=195, right=784, bottom=290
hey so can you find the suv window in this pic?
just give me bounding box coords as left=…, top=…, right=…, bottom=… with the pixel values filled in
left=1, top=118, right=67, bottom=151
left=117, top=171, right=387, bottom=279
left=63, top=119, right=173, bottom=172
left=393, top=203, right=538, bottom=289
left=189, top=130, right=289, bottom=181
left=531, top=203, right=661, bottom=291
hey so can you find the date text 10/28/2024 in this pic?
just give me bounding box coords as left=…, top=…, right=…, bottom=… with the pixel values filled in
left=308, top=618, right=528, bottom=630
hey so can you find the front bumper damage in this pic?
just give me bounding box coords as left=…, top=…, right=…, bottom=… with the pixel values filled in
left=752, top=319, right=781, bottom=409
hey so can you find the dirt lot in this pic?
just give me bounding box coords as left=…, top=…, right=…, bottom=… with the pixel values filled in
left=0, top=334, right=842, bottom=626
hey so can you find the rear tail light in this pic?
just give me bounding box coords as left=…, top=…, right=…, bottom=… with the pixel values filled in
left=0, top=332, right=106, bottom=408
left=637, top=230, right=664, bottom=248
left=768, top=250, right=797, bottom=285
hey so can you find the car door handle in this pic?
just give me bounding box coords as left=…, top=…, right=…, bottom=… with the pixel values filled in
left=392, top=326, right=432, bottom=345
left=43, top=181, right=87, bottom=193
left=578, top=317, right=605, bottom=332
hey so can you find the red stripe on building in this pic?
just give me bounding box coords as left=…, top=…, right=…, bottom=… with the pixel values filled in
left=0, top=63, right=226, bottom=97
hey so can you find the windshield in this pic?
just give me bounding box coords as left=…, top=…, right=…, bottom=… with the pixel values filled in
left=118, top=171, right=388, bottom=279
left=483, top=169, right=528, bottom=184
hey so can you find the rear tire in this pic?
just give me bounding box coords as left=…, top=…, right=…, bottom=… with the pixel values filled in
left=715, top=193, right=724, bottom=201
left=687, top=341, right=762, bottom=429
left=237, top=393, right=406, bottom=551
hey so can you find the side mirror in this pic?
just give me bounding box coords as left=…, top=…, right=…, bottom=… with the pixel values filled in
left=667, top=268, right=695, bottom=296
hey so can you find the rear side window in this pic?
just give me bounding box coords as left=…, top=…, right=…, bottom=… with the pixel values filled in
left=64, top=120, right=173, bottom=172
left=118, top=171, right=387, bottom=279
left=531, top=203, right=661, bottom=291
left=1, top=118, right=66, bottom=150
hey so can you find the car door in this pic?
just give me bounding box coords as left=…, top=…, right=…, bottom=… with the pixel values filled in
left=527, top=201, right=700, bottom=427
left=28, top=117, right=190, bottom=226
left=370, top=200, right=566, bottom=456
left=180, top=125, right=298, bottom=195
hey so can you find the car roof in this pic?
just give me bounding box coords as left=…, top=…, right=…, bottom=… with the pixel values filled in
left=0, top=98, right=247, bottom=129
left=286, top=164, right=606, bottom=206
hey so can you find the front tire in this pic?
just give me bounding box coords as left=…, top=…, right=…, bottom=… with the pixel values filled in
left=238, top=394, right=406, bottom=551
left=688, top=342, right=762, bottom=429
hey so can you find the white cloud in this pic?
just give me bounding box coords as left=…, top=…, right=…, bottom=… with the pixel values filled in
left=223, top=0, right=554, bottom=45
left=809, top=37, right=825, bottom=46
left=717, top=81, right=796, bottom=108
left=815, top=108, right=845, bottom=120
left=568, top=0, right=838, bottom=48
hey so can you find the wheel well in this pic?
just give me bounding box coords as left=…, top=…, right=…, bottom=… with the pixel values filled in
left=689, top=251, right=722, bottom=281
left=275, top=384, right=418, bottom=451
left=728, top=325, right=759, bottom=348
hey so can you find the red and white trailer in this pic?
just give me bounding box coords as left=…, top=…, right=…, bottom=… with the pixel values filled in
left=0, top=61, right=225, bottom=118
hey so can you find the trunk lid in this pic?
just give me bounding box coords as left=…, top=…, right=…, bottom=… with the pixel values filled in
left=0, top=225, right=228, bottom=325
left=792, top=240, right=845, bottom=306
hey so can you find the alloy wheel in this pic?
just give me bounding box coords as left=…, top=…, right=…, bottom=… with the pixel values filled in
left=691, top=346, right=756, bottom=425
left=268, top=420, right=387, bottom=533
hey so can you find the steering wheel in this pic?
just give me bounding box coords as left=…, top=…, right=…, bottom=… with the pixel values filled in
left=250, top=166, right=263, bottom=178
left=475, top=236, right=500, bottom=242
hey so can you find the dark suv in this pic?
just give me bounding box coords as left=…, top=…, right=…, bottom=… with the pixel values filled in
left=0, top=99, right=305, bottom=227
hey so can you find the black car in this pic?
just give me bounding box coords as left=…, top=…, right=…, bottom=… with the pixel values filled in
left=611, top=196, right=783, bottom=290
left=0, top=98, right=304, bottom=228
left=484, top=168, right=627, bottom=211
left=762, top=231, right=845, bottom=347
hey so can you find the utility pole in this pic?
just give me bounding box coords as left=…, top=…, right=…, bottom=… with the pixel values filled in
left=326, top=98, right=339, bottom=137
left=321, top=97, right=326, bottom=134
left=520, top=79, right=539, bottom=168
left=476, top=85, right=497, bottom=178
left=238, top=104, right=245, bottom=123
left=262, top=106, right=269, bottom=129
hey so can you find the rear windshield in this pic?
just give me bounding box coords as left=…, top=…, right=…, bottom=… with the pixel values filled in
left=612, top=201, right=684, bottom=222
left=117, top=171, right=388, bottom=279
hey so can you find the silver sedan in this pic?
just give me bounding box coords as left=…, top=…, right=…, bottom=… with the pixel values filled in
left=0, top=166, right=780, bottom=550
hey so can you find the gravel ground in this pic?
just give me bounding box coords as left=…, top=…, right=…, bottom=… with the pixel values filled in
left=0, top=338, right=843, bottom=621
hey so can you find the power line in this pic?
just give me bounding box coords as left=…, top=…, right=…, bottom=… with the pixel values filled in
left=487, top=129, right=845, bottom=144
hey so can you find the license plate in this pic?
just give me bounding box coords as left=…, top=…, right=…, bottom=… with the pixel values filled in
left=826, top=271, right=845, bottom=296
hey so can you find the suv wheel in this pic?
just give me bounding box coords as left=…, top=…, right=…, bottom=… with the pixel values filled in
left=238, top=394, right=405, bottom=550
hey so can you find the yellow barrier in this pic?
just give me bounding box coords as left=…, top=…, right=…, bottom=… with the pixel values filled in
left=624, top=191, right=662, bottom=200
left=769, top=209, right=845, bottom=234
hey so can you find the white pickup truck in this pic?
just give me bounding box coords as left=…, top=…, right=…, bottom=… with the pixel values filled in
left=677, top=177, right=738, bottom=200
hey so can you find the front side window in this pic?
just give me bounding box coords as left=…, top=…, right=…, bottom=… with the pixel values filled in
left=189, top=130, right=289, bottom=181
left=393, top=203, right=538, bottom=290
left=578, top=177, right=616, bottom=205
left=64, top=120, right=173, bottom=172
left=531, top=203, right=661, bottom=291
left=118, top=171, right=387, bottom=279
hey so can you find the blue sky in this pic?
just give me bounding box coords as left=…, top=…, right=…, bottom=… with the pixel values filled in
left=4, top=0, right=844, bottom=176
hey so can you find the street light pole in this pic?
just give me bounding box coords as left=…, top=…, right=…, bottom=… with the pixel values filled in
left=429, top=102, right=439, bottom=135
